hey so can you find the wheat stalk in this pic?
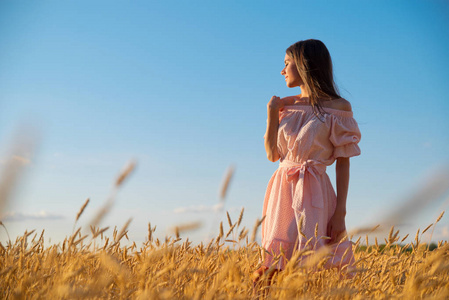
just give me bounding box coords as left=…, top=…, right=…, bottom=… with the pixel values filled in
left=115, top=160, right=136, bottom=187
left=219, top=165, right=235, bottom=199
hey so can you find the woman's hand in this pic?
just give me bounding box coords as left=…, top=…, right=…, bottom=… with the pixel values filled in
left=267, top=96, right=295, bottom=111
left=327, top=211, right=347, bottom=245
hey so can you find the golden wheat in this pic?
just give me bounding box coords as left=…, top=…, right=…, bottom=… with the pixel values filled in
left=1, top=159, right=448, bottom=299
left=1, top=213, right=448, bottom=299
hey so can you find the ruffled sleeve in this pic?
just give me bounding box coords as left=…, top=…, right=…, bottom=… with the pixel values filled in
left=330, top=114, right=361, bottom=158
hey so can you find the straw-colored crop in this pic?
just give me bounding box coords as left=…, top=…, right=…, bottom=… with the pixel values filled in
left=1, top=205, right=448, bottom=299
left=1, top=158, right=448, bottom=298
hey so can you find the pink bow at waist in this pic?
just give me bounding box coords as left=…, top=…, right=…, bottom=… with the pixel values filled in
left=279, top=159, right=327, bottom=211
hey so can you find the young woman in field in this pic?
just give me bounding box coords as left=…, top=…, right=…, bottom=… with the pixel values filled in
left=253, top=39, right=361, bottom=284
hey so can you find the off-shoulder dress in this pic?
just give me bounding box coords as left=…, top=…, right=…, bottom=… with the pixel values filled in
left=262, top=100, right=361, bottom=270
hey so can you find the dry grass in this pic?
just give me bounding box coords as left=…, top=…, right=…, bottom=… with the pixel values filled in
left=1, top=209, right=448, bottom=299
left=1, top=156, right=449, bottom=299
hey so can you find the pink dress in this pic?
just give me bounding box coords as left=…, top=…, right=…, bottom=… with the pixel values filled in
left=262, top=99, right=361, bottom=270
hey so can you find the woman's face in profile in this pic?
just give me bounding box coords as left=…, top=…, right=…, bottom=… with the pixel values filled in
left=281, top=54, right=302, bottom=88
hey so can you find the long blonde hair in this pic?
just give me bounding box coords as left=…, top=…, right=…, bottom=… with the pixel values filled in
left=286, top=39, right=340, bottom=115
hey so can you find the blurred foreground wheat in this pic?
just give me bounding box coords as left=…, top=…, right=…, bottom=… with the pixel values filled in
left=1, top=208, right=448, bottom=299
left=1, top=150, right=449, bottom=299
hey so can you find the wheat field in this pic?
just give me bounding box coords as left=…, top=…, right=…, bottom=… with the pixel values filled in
left=1, top=208, right=448, bottom=299
left=1, top=160, right=449, bottom=299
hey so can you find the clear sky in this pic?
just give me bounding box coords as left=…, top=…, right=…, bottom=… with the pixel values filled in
left=1, top=1, right=449, bottom=245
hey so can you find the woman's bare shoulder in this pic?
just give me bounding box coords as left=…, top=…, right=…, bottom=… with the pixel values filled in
left=281, top=95, right=299, bottom=101
left=326, top=98, right=352, bottom=112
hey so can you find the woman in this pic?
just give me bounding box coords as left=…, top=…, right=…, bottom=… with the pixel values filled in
left=254, top=39, right=361, bottom=282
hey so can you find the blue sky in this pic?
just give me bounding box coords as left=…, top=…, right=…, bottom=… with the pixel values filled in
left=1, top=1, right=448, bottom=245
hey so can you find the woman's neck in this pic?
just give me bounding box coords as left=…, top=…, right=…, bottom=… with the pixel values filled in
left=299, top=85, right=308, bottom=98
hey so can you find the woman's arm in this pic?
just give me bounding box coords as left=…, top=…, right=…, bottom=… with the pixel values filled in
left=327, top=157, right=350, bottom=244
left=264, top=98, right=281, bottom=162
left=264, top=96, right=297, bottom=161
